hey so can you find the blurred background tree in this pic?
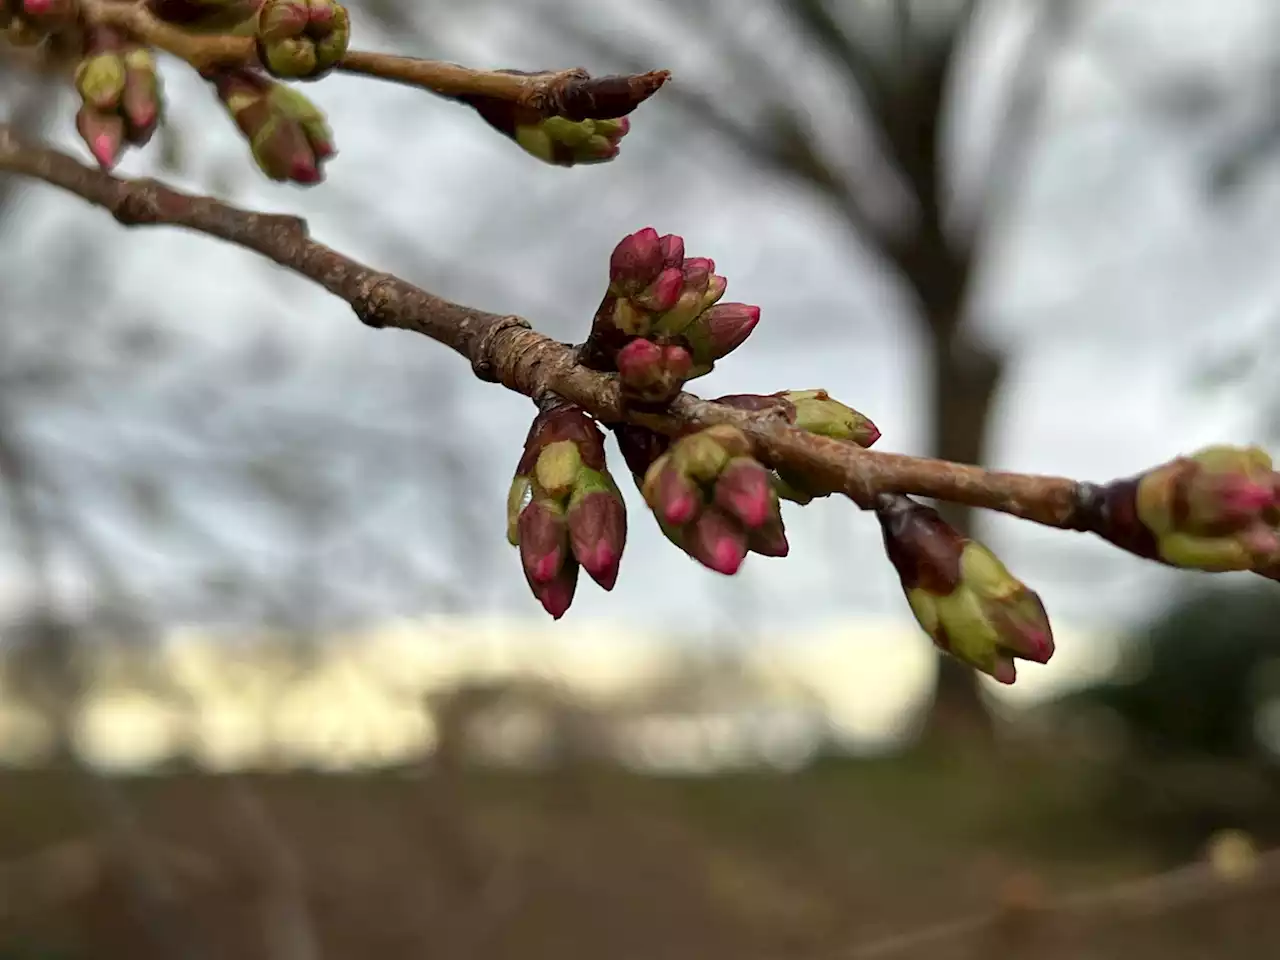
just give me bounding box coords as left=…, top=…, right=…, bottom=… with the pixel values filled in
left=5, top=1, right=1280, bottom=958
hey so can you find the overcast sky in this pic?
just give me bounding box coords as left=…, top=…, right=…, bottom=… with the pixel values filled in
left=3, top=0, right=1280, bottom=685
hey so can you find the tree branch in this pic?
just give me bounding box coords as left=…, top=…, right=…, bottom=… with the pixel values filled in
left=81, top=0, right=668, bottom=119
left=0, top=123, right=1103, bottom=532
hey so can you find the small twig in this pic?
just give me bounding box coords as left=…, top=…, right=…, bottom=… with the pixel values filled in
left=221, top=782, right=321, bottom=960
left=80, top=0, right=668, bottom=118
left=84, top=0, right=250, bottom=69
left=339, top=53, right=670, bottom=120
left=0, top=124, right=1102, bottom=532
left=843, top=847, right=1280, bottom=959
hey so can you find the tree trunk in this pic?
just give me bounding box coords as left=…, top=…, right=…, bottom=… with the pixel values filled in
left=915, top=322, right=1007, bottom=750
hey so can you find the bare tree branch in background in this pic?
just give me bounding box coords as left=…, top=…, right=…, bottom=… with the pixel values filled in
left=5, top=0, right=1280, bottom=739
left=515, top=0, right=1083, bottom=737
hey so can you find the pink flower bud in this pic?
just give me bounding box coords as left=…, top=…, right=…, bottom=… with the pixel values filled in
left=687, top=508, right=748, bottom=575
left=617, top=339, right=691, bottom=403
left=518, top=500, right=568, bottom=584
left=662, top=344, right=693, bottom=378
left=568, top=486, right=627, bottom=591
left=681, top=257, right=714, bottom=290
left=659, top=234, right=684, bottom=268
left=650, top=460, right=701, bottom=526
left=696, top=302, right=760, bottom=362
left=714, top=457, right=775, bottom=529
left=632, top=267, right=684, bottom=312
left=526, top=560, right=579, bottom=620
left=616, top=337, right=663, bottom=382
left=609, top=227, right=663, bottom=292
left=75, top=107, right=125, bottom=171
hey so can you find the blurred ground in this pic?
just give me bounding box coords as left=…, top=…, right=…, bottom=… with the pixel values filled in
left=0, top=752, right=1275, bottom=960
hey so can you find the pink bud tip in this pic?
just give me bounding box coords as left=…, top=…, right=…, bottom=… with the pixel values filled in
left=581, top=542, right=620, bottom=590
left=641, top=267, right=684, bottom=312
left=662, top=345, right=693, bottom=378
left=704, top=303, right=761, bottom=358
left=659, top=234, right=684, bottom=267
left=290, top=158, right=322, bottom=183
left=617, top=337, right=662, bottom=378
left=1017, top=630, right=1055, bottom=665
left=1219, top=479, right=1276, bottom=519
left=708, top=537, right=745, bottom=575
left=655, top=467, right=699, bottom=526
left=537, top=579, right=575, bottom=619
left=610, top=228, right=663, bottom=289
left=90, top=135, right=119, bottom=170
left=863, top=424, right=882, bottom=447
left=682, top=257, right=715, bottom=282
left=613, top=117, right=631, bottom=137
left=136, top=106, right=158, bottom=129
left=716, top=463, right=773, bottom=529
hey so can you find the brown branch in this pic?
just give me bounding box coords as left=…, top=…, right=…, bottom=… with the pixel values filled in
left=0, top=123, right=1096, bottom=530
left=84, top=0, right=249, bottom=69
left=339, top=54, right=670, bottom=121
left=81, top=0, right=668, bottom=119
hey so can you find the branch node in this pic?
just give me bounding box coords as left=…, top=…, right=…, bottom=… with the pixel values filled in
left=112, top=185, right=164, bottom=227
left=471, top=315, right=532, bottom=382
left=351, top=274, right=399, bottom=328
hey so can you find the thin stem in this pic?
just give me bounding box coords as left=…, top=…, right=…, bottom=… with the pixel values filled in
left=80, top=1, right=669, bottom=118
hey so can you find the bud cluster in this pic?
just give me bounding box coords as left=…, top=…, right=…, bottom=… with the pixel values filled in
left=211, top=66, right=334, bottom=184
left=716, top=389, right=880, bottom=503
left=876, top=495, right=1054, bottom=684
left=580, top=228, right=761, bottom=404
left=254, top=0, right=350, bottom=80
left=72, top=26, right=163, bottom=170
left=1092, top=445, right=1280, bottom=575
left=640, top=425, right=787, bottom=575
left=508, top=402, right=628, bottom=619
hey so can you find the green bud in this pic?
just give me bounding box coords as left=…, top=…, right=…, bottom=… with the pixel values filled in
left=783, top=389, right=881, bottom=447
left=879, top=496, right=1054, bottom=685
left=514, top=124, right=555, bottom=164
left=75, top=53, right=127, bottom=112
left=534, top=440, right=584, bottom=500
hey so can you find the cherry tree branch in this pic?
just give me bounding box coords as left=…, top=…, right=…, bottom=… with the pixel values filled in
left=0, top=123, right=1096, bottom=530
left=82, top=0, right=668, bottom=119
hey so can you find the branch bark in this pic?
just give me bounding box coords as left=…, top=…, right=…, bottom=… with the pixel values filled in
left=81, top=0, right=668, bottom=119
left=0, top=124, right=1101, bottom=532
